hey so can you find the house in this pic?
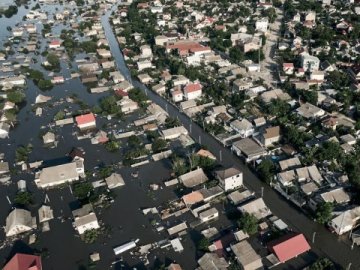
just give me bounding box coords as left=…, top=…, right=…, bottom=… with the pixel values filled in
left=42, top=132, right=55, bottom=144
left=168, top=263, right=182, bottom=270
left=117, top=98, right=139, bottom=114
left=72, top=204, right=100, bottom=235
left=260, top=89, right=291, bottom=103
left=238, top=198, right=271, bottom=219
left=348, top=65, right=360, bottom=82
left=196, top=149, right=216, bottom=160
left=296, top=103, right=325, bottom=119
left=301, top=53, right=320, bottom=72
left=38, top=205, right=54, bottom=223
left=215, top=167, right=243, bottom=191
left=75, top=113, right=96, bottom=130
left=110, top=71, right=124, bottom=83
left=91, top=130, right=109, bottom=144
left=183, top=83, right=202, bottom=100
left=137, top=60, right=153, bottom=71
left=5, top=208, right=36, bottom=237
left=310, top=71, right=325, bottom=81
left=0, top=162, right=9, bottom=174
left=49, top=40, right=61, bottom=49
left=233, top=79, right=253, bottom=91
left=0, top=122, right=10, bottom=138
left=197, top=253, right=229, bottom=270
left=182, top=191, right=204, bottom=206
left=3, top=253, right=42, bottom=270
left=105, top=173, right=125, bottom=189
left=230, top=119, right=254, bottom=138
left=228, top=190, right=255, bottom=205
left=309, top=187, right=351, bottom=211
left=97, top=48, right=112, bottom=58
left=47, top=74, right=63, bottom=84
left=268, top=233, right=311, bottom=263
left=328, top=206, right=360, bottom=235
left=155, top=35, right=169, bottom=46
left=260, top=126, right=281, bottom=147
left=199, top=208, right=219, bottom=223
left=161, top=126, right=188, bottom=140
left=283, top=63, right=294, bottom=75
left=279, top=157, right=301, bottom=171
left=232, top=138, right=267, bottom=162
left=140, top=45, right=153, bottom=58
left=171, top=88, right=184, bottom=102
left=255, top=18, right=269, bottom=32
left=231, top=240, right=263, bottom=270
left=34, top=160, right=84, bottom=188
left=178, top=168, right=209, bottom=188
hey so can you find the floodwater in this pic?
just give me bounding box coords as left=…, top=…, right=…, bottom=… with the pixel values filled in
left=0, top=3, right=202, bottom=270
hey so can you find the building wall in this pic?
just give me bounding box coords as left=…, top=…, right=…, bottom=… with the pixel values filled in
left=185, top=90, right=202, bottom=100
left=76, top=220, right=100, bottom=235
left=78, top=121, right=96, bottom=130
left=222, top=173, right=243, bottom=191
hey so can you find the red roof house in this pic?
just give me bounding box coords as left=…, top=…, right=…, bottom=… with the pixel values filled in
left=3, top=253, right=42, bottom=270
left=268, top=233, right=310, bottom=263
left=75, top=113, right=96, bottom=130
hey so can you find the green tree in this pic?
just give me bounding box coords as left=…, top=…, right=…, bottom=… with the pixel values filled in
left=257, top=159, right=276, bottom=184
left=14, top=191, right=33, bottom=206
left=172, top=156, right=188, bottom=176
left=15, top=144, right=33, bottom=162
left=309, top=258, right=336, bottom=270
left=83, top=229, right=99, bottom=244
left=165, top=117, right=180, bottom=128
left=7, top=90, right=25, bottom=104
left=152, top=138, right=167, bottom=153
left=197, top=237, right=210, bottom=252
left=37, top=79, right=54, bottom=90
left=105, top=140, right=120, bottom=152
left=54, top=110, right=65, bottom=121
left=73, top=182, right=94, bottom=201
left=238, top=213, right=258, bottom=235
left=315, top=202, right=333, bottom=225
left=127, top=135, right=142, bottom=149
left=128, top=88, right=148, bottom=107
left=46, top=53, right=60, bottom=70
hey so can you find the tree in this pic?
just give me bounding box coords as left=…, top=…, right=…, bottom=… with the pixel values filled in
left=7, top=90, right=25, bottom=104
left=37, top=79, right=53, bottom=90
left=54, top=110, right=65, bottom=121
left=15, top=144, right=33, bottom=162
left=229, top=46, right=244, bottom=63
left=127, top=135, right=142, bottom=149
left=99, top=95, right=122, bottom=117
left=73, top=182, right=94, bottom=201
left=105, top=141, right=120, bottom=152
left=83, top=229, right=99, bottom=244
left=315, top=202, right=333, bottom=225
left=257, top=159, right=276, bottom=184
left=310, top=258, right=336, bottom=270
left=197, top=237, right=210, bottom=252
left=238, top=213, right=258, bottom=235
left=165, top=117, right=180, bottom=128
left=14, top=191, right=33, bottom=206
left=128, top=88, right=148, bottom=107
left=152, top=138, right=167, bottom=153
left=172, top=156, right=188, bottom=176
left=46, top=53, right=60, bottom=70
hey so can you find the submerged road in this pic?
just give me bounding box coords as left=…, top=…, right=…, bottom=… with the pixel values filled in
left=102, top=7, right=359, bottom=269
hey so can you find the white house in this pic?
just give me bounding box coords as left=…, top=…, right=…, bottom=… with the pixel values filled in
left=301, top=53, right=320, bottom=72
left=140, top=45, right=153, bottom=58
left=230, top=119, right=254, bottom=138
left=171, top=88, right=184, bottom=103
left=183, top=83, right=202, bottom=100
left=5, top=209, right=36, bottom=237
left=199, top=208, right=219, bottom=223
left=137, top=60, right=153, bottom=71
left=328, top=206, right=360, bottom=235
left=0, top=123, right=10, bottom=138
left=72, top=204, right=100, bottom=235
left=215, top=167, right=243, bottom=191
left=255, top=18, right=269, bottom=32
left=34, top=160, right=85, bottom=188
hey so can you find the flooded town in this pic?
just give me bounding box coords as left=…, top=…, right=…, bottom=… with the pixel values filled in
left=0, top=0, right=360, bottom=269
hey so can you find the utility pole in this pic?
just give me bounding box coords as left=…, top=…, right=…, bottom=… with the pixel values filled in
left=219, top=150, right=222, bottom=162
left=6, top=196, right=11, bottom=205
left=258, top=37, right=262, bottom=73
left=199, top=135, right=202, bottom=145
left=347, top=263, right=352, bottom=270
left=261, top=187, right=264, bottom=197
left=312, top=232, right=316, bottom=244
left=189, top=123, right=192, bottom=133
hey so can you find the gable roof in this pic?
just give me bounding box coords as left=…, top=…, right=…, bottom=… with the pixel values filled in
left=3, top=253, right=42, bottom=270
left=75, top=113, right=96, bottom=126
left=215, top=167, right=242, bottom=180
left=268, top=233, right=310, bottom=263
